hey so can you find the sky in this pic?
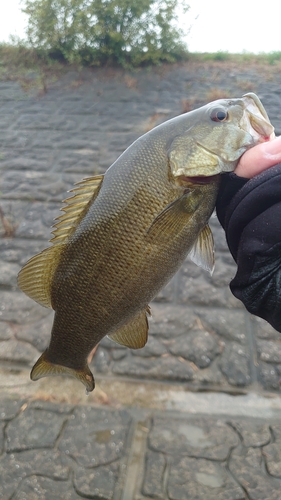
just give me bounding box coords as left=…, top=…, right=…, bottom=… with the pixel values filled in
left=0, top=0, right=280, bottom=54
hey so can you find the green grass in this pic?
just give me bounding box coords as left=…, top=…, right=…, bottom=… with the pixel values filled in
left=1, top=41, right=281, bottom=93
left=2, top=41, right=281, bottom=69
left=0, top=41, right=67, bottom=93
left=188, top=50, right=281, bottom=65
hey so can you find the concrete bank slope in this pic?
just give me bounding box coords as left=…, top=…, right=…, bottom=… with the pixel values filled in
left=1, top=61, right=281, bottom=498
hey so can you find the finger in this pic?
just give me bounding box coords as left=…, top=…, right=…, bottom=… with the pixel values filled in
left=235, top=136, right=281, bottom=178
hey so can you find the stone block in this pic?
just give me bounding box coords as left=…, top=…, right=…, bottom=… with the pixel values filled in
left=74, top=463, right=119, bottom=499
left=6, top=407, right=67, bottom=451
left=168, top=457, right=245, bottom=500
left=229, top=446, right=281, bottom=500
left=149, top=417, right=238, bottom=460
left=59, top=406, right=131, bottom=467
left=112, top=354, right=195, bottom=382
left=229, top=420, right=271, bottom=447
left=142, top=451, right=166, bottom=498
left=219, top=342, right=251, bottom=387
left=168, top=329, right=221, bottom=368
left=0, top=339, right=39, bottom=364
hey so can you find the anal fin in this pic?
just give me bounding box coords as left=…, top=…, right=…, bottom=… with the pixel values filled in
left=108, top=306, right=151, bottom=349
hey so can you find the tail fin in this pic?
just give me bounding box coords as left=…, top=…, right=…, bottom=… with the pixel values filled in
left=30, top=351, right=95, bottom=393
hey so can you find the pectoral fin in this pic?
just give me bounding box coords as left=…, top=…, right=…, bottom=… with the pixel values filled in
left=108, top=306, right=151, bottom=349
left=188, top=224, right=215, bottom=274
left=146, top=191, right=201, bottom=241
left=31, top=351, right=95, bottom=392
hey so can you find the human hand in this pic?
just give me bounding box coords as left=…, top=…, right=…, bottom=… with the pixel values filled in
left=235, top=136, right=281, bottom=178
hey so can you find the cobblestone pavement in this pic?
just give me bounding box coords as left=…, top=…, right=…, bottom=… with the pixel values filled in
left=1, top=396, right=281, bottom=499
left=1, top=61, right=281, bottom=498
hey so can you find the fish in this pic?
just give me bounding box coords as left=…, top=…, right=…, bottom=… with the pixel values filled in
left=17, top=93, right=274, bottom=392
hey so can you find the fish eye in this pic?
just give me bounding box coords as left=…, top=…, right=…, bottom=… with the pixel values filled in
left=210, top=108, right=228, bottom=122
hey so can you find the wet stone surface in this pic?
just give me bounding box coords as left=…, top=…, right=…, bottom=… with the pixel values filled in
left=168, top=457, right=245, bottom=500
left=263, top=424, right=281, bottom=478
left=0, top=398, right=280, bottom=499
left=229, top=446, right=281, bottom=500
left=144, top=415, right=281, bottom=500
left=0, top=399, right=132, bottom=500
left=6, top=406, right=68, bottom=451
left=229, top=420, right=271, bottom=448
left=58, top=406, right=132, bottom=468
left=13, top=476, right=82, bottom=500
left=148, top=416, right=238, bottom=460
left=142, top=450, right=166, bottom=498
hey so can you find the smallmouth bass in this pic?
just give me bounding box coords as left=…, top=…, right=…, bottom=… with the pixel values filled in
left=18, top=93, right=274, bottom=392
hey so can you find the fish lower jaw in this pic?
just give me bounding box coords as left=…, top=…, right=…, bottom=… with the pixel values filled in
left=175, top=174, right=220, bottom=186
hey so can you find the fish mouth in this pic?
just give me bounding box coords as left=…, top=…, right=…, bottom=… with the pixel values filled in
left=242, top=93, right=275, bottom=142
left=176, top=174, right=220, bottom=186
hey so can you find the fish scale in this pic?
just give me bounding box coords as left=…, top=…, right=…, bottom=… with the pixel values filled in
left=17, top=93, right=275, bottom=392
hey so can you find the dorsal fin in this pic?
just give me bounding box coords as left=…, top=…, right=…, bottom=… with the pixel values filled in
left=17, top=245, right=62, bottom=307
left=50, top=175, right=104, bottom=245
left=18, top=175, right=104, bottom=307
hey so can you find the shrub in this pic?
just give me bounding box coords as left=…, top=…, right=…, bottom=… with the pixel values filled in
left=22, top=0, right=190, bottom=66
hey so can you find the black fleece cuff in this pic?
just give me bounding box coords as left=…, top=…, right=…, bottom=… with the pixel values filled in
left=216, top=164, right=281, bottom=261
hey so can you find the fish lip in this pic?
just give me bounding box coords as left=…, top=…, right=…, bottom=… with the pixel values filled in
left=242, top=93, right=275, bottom=142
left=243, top=92, right=270, bottom=121
left=176, top=174, right=220, bottom=186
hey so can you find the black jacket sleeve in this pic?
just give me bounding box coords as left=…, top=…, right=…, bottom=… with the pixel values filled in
left=216, top=164, right=281, bottom=332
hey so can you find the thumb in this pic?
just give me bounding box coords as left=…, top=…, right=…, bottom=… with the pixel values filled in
left=235, top=136, right=281, bottom=178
